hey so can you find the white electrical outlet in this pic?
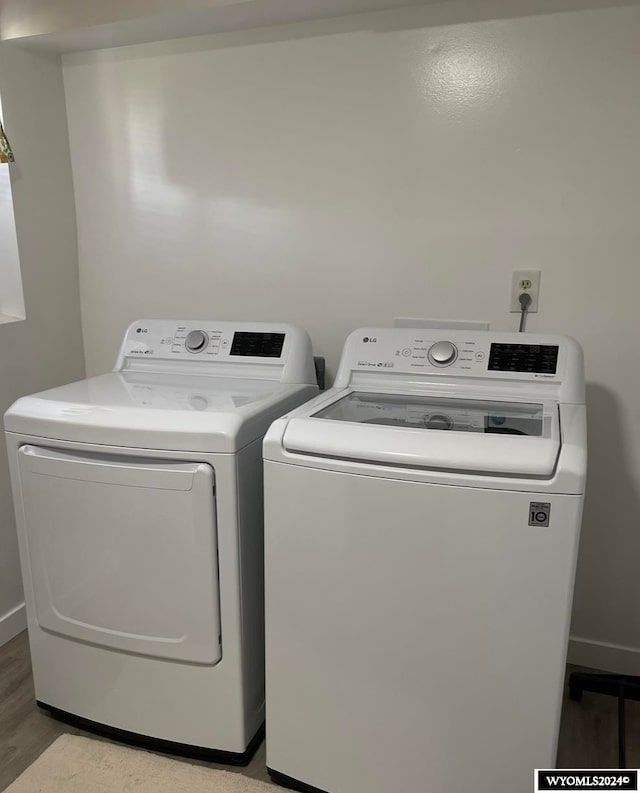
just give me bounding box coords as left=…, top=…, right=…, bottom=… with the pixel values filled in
left=510, top=270, right=541, bottom=313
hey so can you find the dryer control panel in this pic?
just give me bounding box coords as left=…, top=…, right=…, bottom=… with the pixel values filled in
left=114, top=320, right=316, bottom=385
left=121, top=322, right=286, bottom=361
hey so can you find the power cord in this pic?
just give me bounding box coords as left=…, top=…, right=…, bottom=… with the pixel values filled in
left=518, top=292, right=532, bottom=332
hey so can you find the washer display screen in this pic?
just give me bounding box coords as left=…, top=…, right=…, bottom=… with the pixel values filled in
left=488, top=343, right=559, bottom=374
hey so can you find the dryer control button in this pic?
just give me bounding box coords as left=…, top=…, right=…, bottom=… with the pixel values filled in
left=185, top=330, right=209, bottom=352
left=428, top=341, right=458, bottom=367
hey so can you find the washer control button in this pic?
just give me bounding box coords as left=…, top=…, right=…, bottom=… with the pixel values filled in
left=475, top=351, right=486, bottom=361
left=185, top=330, right=209, bottom=352
left=428, top=341, right=458, bottom=367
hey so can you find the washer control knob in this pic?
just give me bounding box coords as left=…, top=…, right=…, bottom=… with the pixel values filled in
left=428, top=340, right=458, bottom=367
left=185, top=330, right=209, bottom=353
left=425, top=413, right=454, bottom=430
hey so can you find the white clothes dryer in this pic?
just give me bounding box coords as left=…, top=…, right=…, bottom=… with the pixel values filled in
left=264, top=328, right=586, bottom=793
left=5, top=319, right=318, bottom=764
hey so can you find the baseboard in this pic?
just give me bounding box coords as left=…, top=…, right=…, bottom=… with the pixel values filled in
left=568, top=636, right=640, bottom=675
left=0, top=602, right=26, bottom=647
left=268, top=767, right=329, bottom=793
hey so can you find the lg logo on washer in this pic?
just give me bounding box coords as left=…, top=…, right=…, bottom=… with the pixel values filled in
left=529, top=502, right=551, bottom=527
left=362, top=337, right=377, bottom=343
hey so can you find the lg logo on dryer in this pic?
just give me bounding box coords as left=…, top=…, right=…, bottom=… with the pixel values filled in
left=362, top=337, right=377, bottom=343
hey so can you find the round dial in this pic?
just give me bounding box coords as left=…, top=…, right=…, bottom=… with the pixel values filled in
left=185, top=330, right=209, bottom=353
left=428, top=340, right=458, bottom=367
left=189, top=395, right=209, bottom=411
left=425, top=413, right=454, bottom=431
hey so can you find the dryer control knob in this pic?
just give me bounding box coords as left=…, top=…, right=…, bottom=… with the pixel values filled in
left=185, top=330, right=209, bottom=353
left=428, top=341, right=458, bottom=367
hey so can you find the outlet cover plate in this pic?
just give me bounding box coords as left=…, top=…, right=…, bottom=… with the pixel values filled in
left=510, top=270, right=540, bottom=313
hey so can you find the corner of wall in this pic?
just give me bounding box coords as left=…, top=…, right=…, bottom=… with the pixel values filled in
left=0, top=602, right=25, bottom=647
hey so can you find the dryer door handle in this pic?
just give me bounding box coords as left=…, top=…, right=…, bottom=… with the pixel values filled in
left=19, top=444, right=211, bottom=491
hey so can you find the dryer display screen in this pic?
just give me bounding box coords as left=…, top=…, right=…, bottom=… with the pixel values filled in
left=488, top=344, right=558, bottom=374
left=230, top=332, right=285, bottom=358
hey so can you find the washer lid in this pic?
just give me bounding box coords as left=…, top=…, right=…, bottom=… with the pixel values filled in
left=282, top=391, right=561, bottom=476
left=5, top=371, right=316, bottom=452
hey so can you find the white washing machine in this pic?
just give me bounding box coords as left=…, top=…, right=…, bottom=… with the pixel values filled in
left=264, top=328, right=586, bottom=793
left=5, top=319, right=318, bottom=763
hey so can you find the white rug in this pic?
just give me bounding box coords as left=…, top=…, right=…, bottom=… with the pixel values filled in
left=6, top=734, right=275, bottom=793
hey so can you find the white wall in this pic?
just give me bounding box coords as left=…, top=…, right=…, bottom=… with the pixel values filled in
left=62, top=2, right=640, bottom=671
left=0, top=44, right=85, bottom=645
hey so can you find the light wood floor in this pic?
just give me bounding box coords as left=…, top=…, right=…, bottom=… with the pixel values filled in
left=1, top=630, right=639, bottom=791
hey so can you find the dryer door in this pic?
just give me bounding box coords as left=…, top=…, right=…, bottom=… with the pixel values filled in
left=17, top=445, right=221, bottom=665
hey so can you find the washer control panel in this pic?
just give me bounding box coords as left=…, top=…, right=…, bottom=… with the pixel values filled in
left=352, top=332, right=491, bottom=374
left=341, top=329, right=570, bottom=383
